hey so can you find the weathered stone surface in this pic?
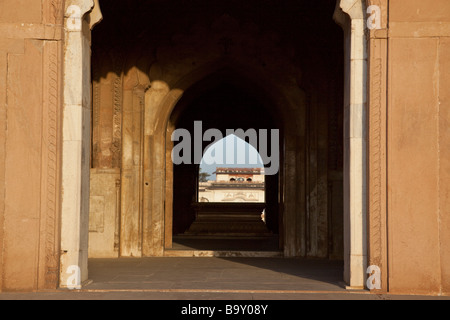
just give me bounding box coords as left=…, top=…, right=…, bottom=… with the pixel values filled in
left=439, top=38, right=450, bottom=296
left=3, top=39, right=54, bottom=291
left=388, top=37, right=441, bottom=295
left=0, top=0, right=42, bottom=23
left=88, top=169, right=120, bottom=258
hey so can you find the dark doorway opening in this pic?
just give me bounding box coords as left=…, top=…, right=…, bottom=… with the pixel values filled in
left=90, top=0, right=345, bottom=261
left=170, top=74, right=282, bottom=252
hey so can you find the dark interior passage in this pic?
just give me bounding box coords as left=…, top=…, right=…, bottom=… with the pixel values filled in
left=170, top=76, right=281, bottom=250
left=90, top=0, right=344, bottom=259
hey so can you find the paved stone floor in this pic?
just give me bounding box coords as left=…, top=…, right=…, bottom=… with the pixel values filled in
left=85, top=257, right=346, bottom=291
left=0, top=257, right=449, bottom=300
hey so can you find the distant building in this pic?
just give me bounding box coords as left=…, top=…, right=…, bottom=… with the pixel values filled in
left=199, top=168, right=265, bottom=203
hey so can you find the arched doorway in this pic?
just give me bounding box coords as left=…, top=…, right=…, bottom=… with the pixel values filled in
left=167, top=73, right=283, bottom=252
left=60, top=0, right=368, bottom=289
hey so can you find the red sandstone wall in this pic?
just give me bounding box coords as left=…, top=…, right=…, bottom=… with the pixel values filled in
left=0, top=0, right=63, bottom=291
left=0, top=0, right=42, bottom=23
left=383, top=0, right=450, bottom=295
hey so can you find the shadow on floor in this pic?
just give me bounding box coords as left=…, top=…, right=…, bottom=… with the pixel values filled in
left=84, top=257, right=345, bottom=292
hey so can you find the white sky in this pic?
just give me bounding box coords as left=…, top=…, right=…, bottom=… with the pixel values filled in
left=200, top=134, right=264, bottom=180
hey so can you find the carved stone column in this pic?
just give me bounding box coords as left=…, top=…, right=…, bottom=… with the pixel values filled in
left=366, top=0, right=388, bottom=293
left=334, top=0, right=368, bottom=289
left=60, top=0, right=102, bottom=288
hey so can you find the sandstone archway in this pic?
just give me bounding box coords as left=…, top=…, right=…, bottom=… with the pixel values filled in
left=165, top=68, right=287, bottom=253
left=60, top=0, right=368, bottom=289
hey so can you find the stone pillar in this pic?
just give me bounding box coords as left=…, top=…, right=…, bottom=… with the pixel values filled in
left=334, top=0, right=368, bottom=289
left=142, top=85, right=180, bottom=257
left=60, top=0, right=102, bottom=288
left=120, top=85, right=146, bottom=257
